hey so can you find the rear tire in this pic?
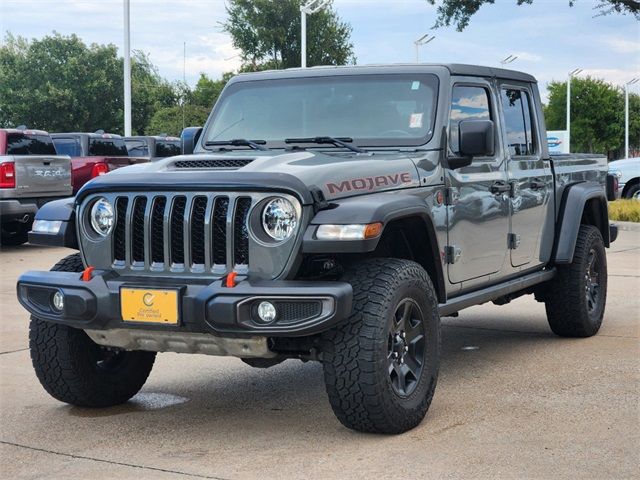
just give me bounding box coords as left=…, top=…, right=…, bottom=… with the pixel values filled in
left=321, top=258, right=440, bottom=434
left=544, top=225, right=607, bottom=337
left=624, top=183, right=639, bottom=200
left=29, top=253, right=156, bottom=407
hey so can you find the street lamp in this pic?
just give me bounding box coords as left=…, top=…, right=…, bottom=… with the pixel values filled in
left=567, top=68, right=583, bottom=153
left=414, top=34, right=435, bottom=63
left=500, top=54, right=518, bottom=66
left=123, top=0, right=131, bottom=136
left=625, top=78, right=639, bottom=159
left=300, top=0, right=330, bottom=68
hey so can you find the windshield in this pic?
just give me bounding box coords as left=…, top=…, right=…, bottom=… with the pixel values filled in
left=203, top=74, right=439, bottom=148
left=155, top=140, right=181, bottom=157
left=125, top=139, right=149, bottom=157
left=89, top=138, right=128, bottom=156
left=7, top=133, right=57, bottom=155
left=53, top=137, right=82, bottom=157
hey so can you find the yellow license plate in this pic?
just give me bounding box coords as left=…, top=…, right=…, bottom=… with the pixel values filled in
left=121, top=288, right=179, bottom=325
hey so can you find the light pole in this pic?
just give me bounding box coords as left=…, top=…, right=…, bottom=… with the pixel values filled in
left=414, top=34, right=435, bottom=63
left=123, top=0, right=131, bottom=136
left=625, top=78, right=639, bottom=159
left=300, top=0, right=329, bottom=68
left=500, top=54, right=518, bottom=66
left=567, top=68, right=583, bottom=153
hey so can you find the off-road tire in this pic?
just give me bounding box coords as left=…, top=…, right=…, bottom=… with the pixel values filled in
left=545, top=225, right=607, bottom=337
left=321, top=258, right=440, bottom=434
left=29, top=253, right=156, bottom=407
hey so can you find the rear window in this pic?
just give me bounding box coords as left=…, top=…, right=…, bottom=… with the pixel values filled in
left=126, top=139, right=149, bottom=157
left=89, top=138, right=128, bottom=156
left=53, top=137, right=82, bottom=157
left=155, top=140, right=181, bottom=157
left=7, top=133, right=57, bottom=155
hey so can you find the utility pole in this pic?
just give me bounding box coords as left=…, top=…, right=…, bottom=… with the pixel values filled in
left=500, top=54, right=518, bottom=66
left=182, top=41, right=186, bottom=132
left=567, top=68, right=583, bottom=153
left=300, top=0, right=330, bottom=68
left=625, top=78, right=639, bottom=159
left=414, top=34, right=435, bottom=63
left=123, top=0, right=132, bottom=136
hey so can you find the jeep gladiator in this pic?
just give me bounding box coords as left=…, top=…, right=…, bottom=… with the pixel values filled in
left=0, top=128, right=72, bottom=246
left=51, top=132, right=148, bottom=194
left=17, top=64, right=617, bottom=434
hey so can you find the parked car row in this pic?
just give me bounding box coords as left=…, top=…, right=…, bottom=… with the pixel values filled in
left=1, top=127, right=183, bottom=245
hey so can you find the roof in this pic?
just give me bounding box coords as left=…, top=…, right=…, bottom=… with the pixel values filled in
left=125, top=135, right=181, bottom=141
left=230, top=63, right=537, bottom=84
left=51, top=132, right=123, bottom=139
left=0, top=128, right=50, bottom=135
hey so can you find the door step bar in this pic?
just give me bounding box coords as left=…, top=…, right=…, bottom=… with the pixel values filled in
left=438, top=268, right=556, bottom=317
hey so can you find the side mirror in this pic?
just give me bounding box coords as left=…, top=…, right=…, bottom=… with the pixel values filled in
left=180, top=127, right=203, bottom=155
left=459, top=119, right=494, bottom=158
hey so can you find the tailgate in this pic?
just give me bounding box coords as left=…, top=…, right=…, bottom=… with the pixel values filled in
left=13, top=155, right=73, bottom=198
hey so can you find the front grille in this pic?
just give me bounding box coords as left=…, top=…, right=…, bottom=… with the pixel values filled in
left=173, top=158, right=254, bottom=169
left=109, top=193, right=254, bottom=274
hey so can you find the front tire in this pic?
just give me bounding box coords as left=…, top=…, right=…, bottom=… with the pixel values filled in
left=544, top=225, right=607, bottom=337
left=29, top=253, right=156, bottom=407
left=321, top=258, right=440, bottom=434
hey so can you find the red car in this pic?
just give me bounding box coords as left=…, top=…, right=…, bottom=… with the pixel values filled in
left=51, top=132, right=148, bottom=194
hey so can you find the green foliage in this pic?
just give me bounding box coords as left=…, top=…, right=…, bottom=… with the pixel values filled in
left=191, top=72, right=233, bottom=108
left=0, top=32, right=123, bottom=132
left=147, top=104, right=211, bottom=137
left=544, top=77, right=638, bottom=157
left=223, top=0, right=355, bottom=70
left=425, top=0, right=639, bottom=31
left=609, top=200, right=640, bottom=223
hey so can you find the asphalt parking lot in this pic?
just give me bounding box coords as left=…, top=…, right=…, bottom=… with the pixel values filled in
left=0, top=227, right=638, bottom=479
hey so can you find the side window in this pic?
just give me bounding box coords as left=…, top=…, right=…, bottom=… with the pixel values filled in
left=501, top=88, right=536, bottom=156
left=53, top=137, right=81, bottom=157
left=449, top=85, right=491, bottom=155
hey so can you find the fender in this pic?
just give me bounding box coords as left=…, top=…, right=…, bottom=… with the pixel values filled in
left=553, top=181, right=609, bottom=264
left=302, top=192, right=446, bottom=302
left=28, top=197, right=78, bottom=249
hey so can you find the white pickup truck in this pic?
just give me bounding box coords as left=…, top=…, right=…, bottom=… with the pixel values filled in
left=609, top=157, right=640, bottom=199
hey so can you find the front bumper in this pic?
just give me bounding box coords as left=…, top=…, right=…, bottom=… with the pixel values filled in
left=16, top=270, right=352, bottom=338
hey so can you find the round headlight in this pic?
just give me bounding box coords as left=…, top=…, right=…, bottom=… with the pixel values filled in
left=90, top=197, right=114, bottom=237
left=262, top=197, right=298, bottom=241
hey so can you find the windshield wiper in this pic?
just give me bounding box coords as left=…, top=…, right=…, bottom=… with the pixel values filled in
left=204, top=139, right=268, bottom=151
left=285, top=136, right=366, bottom=153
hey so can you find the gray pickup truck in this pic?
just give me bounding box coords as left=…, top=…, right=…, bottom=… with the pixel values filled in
left=17, top=64, right=617, bottom=434
left=0, top=128, right=72, bottom=245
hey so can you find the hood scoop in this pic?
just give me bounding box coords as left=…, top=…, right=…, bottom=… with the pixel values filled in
left=172, top=157, right=255, bottom=169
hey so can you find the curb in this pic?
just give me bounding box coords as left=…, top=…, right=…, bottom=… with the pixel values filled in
left=614, top=221, right=640, bottom=232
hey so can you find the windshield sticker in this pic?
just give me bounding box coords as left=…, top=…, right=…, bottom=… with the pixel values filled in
left=411, top=81, right=420, bottom=90
left=409, top=113, right=423, bottom=129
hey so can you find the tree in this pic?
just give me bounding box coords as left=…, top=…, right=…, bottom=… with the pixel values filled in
left=544, top=77, right=634, bottom=158
left=0, top=32, right=181, bottom=135
left=222, top=0, right=355, bottom=70
left=425, top=0, right=639, bottom=31
left=0, top=32, right=122, bottom=132
left=147, top=104, right=210, bottom=137
left=191, top=72, right=233, bottom=108
left=130, top=50, right=180, bottom=135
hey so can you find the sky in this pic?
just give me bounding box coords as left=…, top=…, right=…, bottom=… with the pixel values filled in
left=1, top=0, right=639, bottom=102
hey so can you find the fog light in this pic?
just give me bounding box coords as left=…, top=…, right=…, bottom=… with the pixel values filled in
left=52, top=291, right=64, bottom=312
left=257, top=301, right=277, bottom=323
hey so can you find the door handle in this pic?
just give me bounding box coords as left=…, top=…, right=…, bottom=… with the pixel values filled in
left=530, top=178, right=546, bottom=190
left=490, top=181, right=511, bottom=195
